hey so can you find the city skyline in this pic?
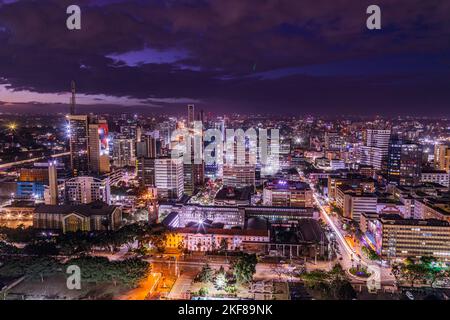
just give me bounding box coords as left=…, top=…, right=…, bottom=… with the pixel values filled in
left=0, top=0, right=449, bottom=116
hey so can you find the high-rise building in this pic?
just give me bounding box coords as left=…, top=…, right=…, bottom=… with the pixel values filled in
left=187, top=104, right=195, bottom=128
left=48, top=161, right=58, bottom=205
left=137, top=157, right=156, bottom=187
left=434, top=144, right=450, bottom=173
left=70, top=80, right=76, bottom=115
left=387, top=137, right=423, bottom=186
left=137, top=135, right=157, bottom=158
left=68, top=114, right=90, bottom=176
left=88, top=119, right=110, bottom=174
left=155, top=156, right=184, bottom=200
left=365, top=129, right=391, bottom=149
left=112, top=137, right=136, bottom=167
left=360, top=129, right=391, bottom=171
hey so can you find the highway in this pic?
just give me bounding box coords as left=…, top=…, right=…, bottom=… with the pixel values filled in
left=0, top=152, right=70, bottom=169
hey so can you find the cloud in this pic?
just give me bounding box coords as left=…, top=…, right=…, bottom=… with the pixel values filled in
left=0, top=0, right=449, bottom=115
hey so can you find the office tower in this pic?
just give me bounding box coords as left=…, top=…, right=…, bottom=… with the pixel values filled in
left=263, top=180, right=313, bottom=207
left=68, top=114, right=90, bottom=176
left=365, top=129, right=391, bottom=149
left=435, top=144, right=450, bottom=172
left=154, top=156, right=184, bottom=200
left=64, top=176, right=111, bottom=205
left=223, top=164, right=255, bottom=188
left=70, top=80, right=76, bottom=115
left=48, top=161, right=58, bottom=205
left=88, top=119, right=110, bottom=174
left=137, top=157, right=156, bottom=187
left=137, top=135, right=157, bottom=158
left=197, top=109, right=205, bottom=124
left=360, top=129, right=391, bottom=171
left=324, top=131, right=342, bottom=150
left=112, top=137, right=136, bottom=167
left=187, top=104, right=195, bottom=128
left=387, top=137, right=423, bottom=186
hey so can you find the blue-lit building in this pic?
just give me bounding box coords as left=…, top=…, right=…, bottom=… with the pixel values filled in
left=16, top=181, right=45, bottom=199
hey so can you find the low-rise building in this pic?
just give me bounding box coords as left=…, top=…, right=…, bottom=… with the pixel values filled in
left=372, top=214, right=450, bottom=261
left=263, top=180, right=313, bottom=207
left=33, top=201, right=122, bottom=233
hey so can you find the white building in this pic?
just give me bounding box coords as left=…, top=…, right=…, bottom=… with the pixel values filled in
left=64, top=176, right=111, bottom=205
left=155, top=156, right=184, bottom=200
left=421, top=170, right=450, bottom=187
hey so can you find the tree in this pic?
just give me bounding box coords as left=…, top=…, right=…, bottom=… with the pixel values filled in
left=0, top=256, right=62, bottom=282
left=393, top=257, right=429, bottom=288
left=198, top=287, right=209, bottom=297
left=232, top=253, right=257, bottom=284
left=214, top=266, right=228, bottom=290
left=300, top=264, right=356, bottom=300
left=362, top=246, right=381, bottom=261
left=66, top=256, right=150, bottom=288
left=195, top=264, right=214, bottom=283
left=23, top=240, right=59, bottom=256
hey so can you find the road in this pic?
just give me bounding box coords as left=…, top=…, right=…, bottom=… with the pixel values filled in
left=0, top=152, right=70, bottom=169
left=309, top=184, right=395, bottom=291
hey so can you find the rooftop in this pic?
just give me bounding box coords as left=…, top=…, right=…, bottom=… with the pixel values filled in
left=34, top=201, right=117, bottom=217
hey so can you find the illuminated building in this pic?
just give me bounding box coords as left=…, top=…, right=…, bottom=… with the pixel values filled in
left=16, top=168, right=49, bottom=199
left=88, top=119, right=110, bottom=174
left=434, top=143, right=450, bottom=173
left=371, top=214, right=450, bottom=261
left=137, top=157, right=155, bottom=187
left=187, top=104, right=195, bottom=128
left=387, top=137, right=423, bottom=186
left=335, top=185, right=377, bottom=222
left=64, top=176, right=111, bottom=205
left=263, top=180, right=313, bottom=207
left=33, top=201, right=122, bottom=233
left=154, top=156, right=184, bottom=200
left=112, top=137, right=136, bottom=167
left=360, top=129, right=391, bottom=171
left=421, top=169, right=450, bottom=187
left=68, top=114, right=89, bottom=176
left=223, top=164, right=255, bottom=188
left=165, top=227, right=269, bottom=252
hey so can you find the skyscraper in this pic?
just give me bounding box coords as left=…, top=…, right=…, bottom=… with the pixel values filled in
left=68, top=114, right=89, bottom=176
left=112, top=137, right=136, bottom=167
left=70, top=80, right=76, bottom=115
left=48, top=161, right=58, bottom=205
left=360, top=129, right=391, bottom=171
left=154, top=156, right=184, bottom=200
left=187, top=104, right=195, bottom=128
left=88, top=119, right=110, bottom=174
left=387, top=137, right=423, bottom=186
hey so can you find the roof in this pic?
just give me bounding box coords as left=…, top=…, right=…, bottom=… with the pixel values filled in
left=379, top=214, right=450, bottom=227
left=174, top=226, right=269, bottom=237
left=34, top=201, right=117, bottom=217
left=215, top=186, right=252, bottom=201
left=264, top=180, right=311, bottom=191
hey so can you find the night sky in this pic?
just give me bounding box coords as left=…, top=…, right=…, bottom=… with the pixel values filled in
left=0, top=0, right=449, bottom=116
